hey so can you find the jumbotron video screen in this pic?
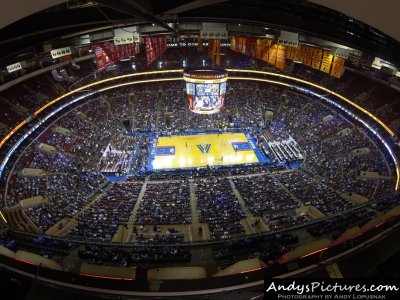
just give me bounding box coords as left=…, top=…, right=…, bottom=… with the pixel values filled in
left=183, top=69, right=228, bottom=114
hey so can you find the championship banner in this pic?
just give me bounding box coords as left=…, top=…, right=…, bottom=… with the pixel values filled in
left=230, top=36, right=235, bottom=51
left=251, top=38, right=257, bottom=57
left=235, top=36, right=241, bottom=52
left=231, top=36, right=275, bottom=64
left=240, top=37, right=246, bottom=54
left=145, top=35, right=167, bottom=65
left=298, top=45, right=306, bottom=63
left=93, top=45, right=111, bottom=71
left=245, top=38, right=251, bottom=56
left=311, top=48, right=323, bottom=70
left=330, top=56, right=345, bottom=78
left=268, top=44, right=278, bottom=66
left=208, top=39, right=216, bottom=60
left=261, top=49, right=269, bottom=63
left=290, top=46, right=300, bottom=61
left=215, top=39, right=221, bottom=65
left=286, top=46, right=292, bottom=60
left=261, top=39, right=272, bottom=63
left=213, top=39, right=217, bottom=59
left=236, top=37, right=242, bottom=53
left=320, top=50, right=333, bottom=74
left=256, top=45, right=263, bottom=60
left=93, top=41, right=140, bottom=70
left=246, top=38, right=256, bottom=57
left=303, top=46, right=314, bottom=67
left=197, top=37, right=203, bottom=51
left=275, top=45, right=286, bottom=70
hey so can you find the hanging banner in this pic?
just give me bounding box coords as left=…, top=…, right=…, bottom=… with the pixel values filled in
left=246, top=38, right=256, bottom=57
left=200, top=30, right=228, bottom=39
left=145, top=35, right=167, bottom=65
left=268, top=44, right=278, bottom=66
left=311, top=49, right=323, bottom=70
left=277, top=31, right=299, bottom=47
left=330, top=56, right=345, bottom=78
left=236, top=37, right=242, bottom=53
left=303, top=46, right=314, bottom=67
left=261, top=39, right=272, bottom=63
left=230, top=36, right=235, bottom=51
left=93, top=42, right=140, bottom=70
left=93, top=46, right=111, bottom=71
left=240, top=37, right=246, bottom=54
left=208, top=39, right=215, bottom=59
left=50, top=47, right=72, bottom=59
left=198, top=37, right=203, bottom=51
left=286, top=46, right=292, bottom=60
left=233, top=36, right=242, bottom=52
left=275, top=45, right=286, bottom=70
left=255, top=44, right=263, bottom=60
left=216, top=39, right=221, bottom=65
left=230, top=36, right=275, bottom=65
left=333, top=48, right=350, bottom=59
left=290, top=46, right=300, bottom=61
left=320, top=50, right=333, bottom=74
left=7, top=62, right=22, bottom=73
left=298, top=45, right=306, bottom=63
left=113, top=33, right=140, bottom=46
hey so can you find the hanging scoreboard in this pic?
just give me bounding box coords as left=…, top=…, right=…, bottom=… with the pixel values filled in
left=183, top=69, right=228, bottom=114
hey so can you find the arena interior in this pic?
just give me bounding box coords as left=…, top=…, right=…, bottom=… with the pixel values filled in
left=0, top=0, right=400, bottom=299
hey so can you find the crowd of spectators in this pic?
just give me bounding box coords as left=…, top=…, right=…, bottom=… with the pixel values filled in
left=1, top=48, right=399, bottom=266
left=98, top=134, right=139, bottom=173
left=233, top=174, right=299, bottom=216
left=157, top=82, right=186, bottom=133
left=135, top=181, right=192, bottom=225
left=66, top=181, right=142, bottom=242
left=134, top=227, right=185, bottom=244
left=268, top=90, right=394, bottom=199
left=16, top=172, right=105, bottom=232
left=230, top=81, right=264, bottom=127
left=213, top=233, right=298, bottom=268
left=267, top=214, right=309, bottom=231
left=195, top=177, right=246, bottom=239
left=78, top=243, right=191, bottom=267
left=275, top=170, right=352, bottom=215
left=131, top=90, right=157, bottom=130
left=3, top=74, right=397, bottom=244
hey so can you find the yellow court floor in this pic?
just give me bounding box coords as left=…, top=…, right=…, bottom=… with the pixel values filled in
left=151, top=133, right=259, bottom=169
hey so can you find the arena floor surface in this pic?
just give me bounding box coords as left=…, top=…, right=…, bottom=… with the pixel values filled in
left=148, top=132, right=262, bottom=170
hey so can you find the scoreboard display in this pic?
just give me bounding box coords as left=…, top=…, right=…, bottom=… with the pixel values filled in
left=183, top=69, right=228, bottom=114
left=195, top=84, right=220, bottom=96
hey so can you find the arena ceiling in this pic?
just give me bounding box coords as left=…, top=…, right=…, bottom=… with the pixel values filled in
left=1, top=0, right=400, bottom=66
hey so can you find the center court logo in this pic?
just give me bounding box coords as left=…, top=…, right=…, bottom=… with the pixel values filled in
left=196, top=144, right=211, bottom=154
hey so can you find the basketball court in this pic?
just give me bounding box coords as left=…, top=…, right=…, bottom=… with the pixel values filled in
left=148, top=132, right=263, bottom=170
